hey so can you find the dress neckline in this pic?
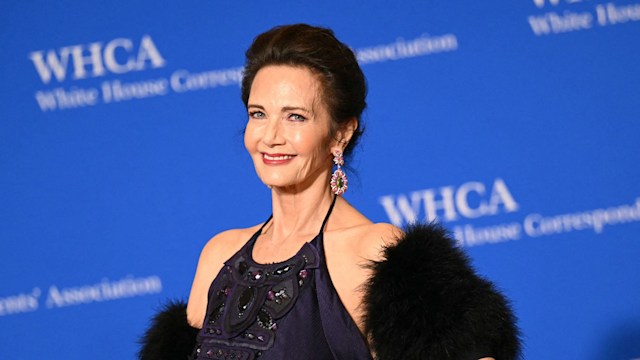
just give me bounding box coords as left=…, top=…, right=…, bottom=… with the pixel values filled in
left=246, top=195, right=337, bottom=266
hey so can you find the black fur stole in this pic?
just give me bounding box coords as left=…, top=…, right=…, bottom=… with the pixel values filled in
left=363, top=223, right=521, bottom=360
left=138, top=300, right=198, bottom=360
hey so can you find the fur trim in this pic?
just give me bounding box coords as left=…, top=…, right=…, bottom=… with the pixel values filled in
left=138, top=300, right=199, bottom=360
left=363, top=223, right=521, bottom=360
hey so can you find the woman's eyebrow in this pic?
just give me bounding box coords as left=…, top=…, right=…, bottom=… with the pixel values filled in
left=248, top=104, right=312, bottom=114
left=282, top=106, right=311, bottom=113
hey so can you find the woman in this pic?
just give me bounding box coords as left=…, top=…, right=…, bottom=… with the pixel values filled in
left=140, top=24, right=521, bottom=360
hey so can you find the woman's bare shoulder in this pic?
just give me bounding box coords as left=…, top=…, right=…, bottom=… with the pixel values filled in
left=359, top=222, right=403, bottom=261
left=198, top=225, right=260, bottom=262
left=333, top=200, right=402, bottom=259
left=338, top=222, right=403, bottom=263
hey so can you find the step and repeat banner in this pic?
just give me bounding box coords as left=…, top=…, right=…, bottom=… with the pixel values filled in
left=1, top=1, right=639, bottom=359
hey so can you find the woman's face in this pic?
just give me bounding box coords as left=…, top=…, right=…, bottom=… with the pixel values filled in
left=244, top=65, right=335, bottom=192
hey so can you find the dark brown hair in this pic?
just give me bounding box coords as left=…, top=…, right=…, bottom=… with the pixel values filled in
left=241, top=24, right=366, bottom=159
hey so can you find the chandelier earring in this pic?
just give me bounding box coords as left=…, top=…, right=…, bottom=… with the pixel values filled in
left=330, top=150, right=348, bottom=195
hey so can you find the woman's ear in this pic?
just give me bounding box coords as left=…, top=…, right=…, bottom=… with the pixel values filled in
left=333, top=117, right=358, bottom=152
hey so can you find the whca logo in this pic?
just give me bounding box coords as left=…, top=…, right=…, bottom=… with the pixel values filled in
left=29, top=35, right=166, bottom=85
left=379, top=178, right=519, bottom=226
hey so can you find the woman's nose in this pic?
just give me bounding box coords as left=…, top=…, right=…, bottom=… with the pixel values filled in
left=262, top=119, right=284, bottom=146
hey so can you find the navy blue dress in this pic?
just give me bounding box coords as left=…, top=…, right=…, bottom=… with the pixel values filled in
left=192, top=197, right=372, bottom=359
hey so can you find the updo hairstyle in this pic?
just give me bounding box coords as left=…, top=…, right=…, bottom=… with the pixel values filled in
left=241, top=24, right=366, bottom=160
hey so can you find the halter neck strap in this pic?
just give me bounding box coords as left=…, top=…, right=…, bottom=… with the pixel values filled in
left=257, top=214, right=273, bottom=233
left=318, top=195, right=337, bottom=235
left=257, top=195, right=338, bottom=235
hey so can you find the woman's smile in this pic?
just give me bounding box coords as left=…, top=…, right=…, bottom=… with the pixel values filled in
left=262, top=153, right=296, bottom=165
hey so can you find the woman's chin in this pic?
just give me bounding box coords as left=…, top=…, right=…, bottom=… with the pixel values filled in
left=260, top=179, right=309, bottom=193
left=260, top=178, right=293, bottom=190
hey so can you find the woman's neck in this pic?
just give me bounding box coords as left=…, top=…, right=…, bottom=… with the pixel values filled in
left=267, top=176, right=336, bottom=244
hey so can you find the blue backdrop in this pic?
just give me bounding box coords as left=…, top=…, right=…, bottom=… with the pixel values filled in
left=1, top=1, right=639, bottom=359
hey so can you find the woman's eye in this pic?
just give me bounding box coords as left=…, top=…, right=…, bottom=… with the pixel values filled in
left=249, top=111, right=265, bottom=119
left=289, top=114, right=306, bottom=122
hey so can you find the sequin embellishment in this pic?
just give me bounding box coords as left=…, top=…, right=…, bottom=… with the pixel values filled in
left=192, top=235, right=320, bottom=359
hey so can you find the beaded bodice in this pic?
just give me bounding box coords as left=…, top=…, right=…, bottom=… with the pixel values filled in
left=191, top=197, right=372, bottom=360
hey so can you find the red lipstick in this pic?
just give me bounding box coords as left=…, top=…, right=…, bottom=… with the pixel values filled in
left=262, top=153, right=295, bottom=165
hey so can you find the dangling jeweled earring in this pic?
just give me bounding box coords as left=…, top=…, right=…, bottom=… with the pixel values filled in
left=330, top=150, right=348, bottom=195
